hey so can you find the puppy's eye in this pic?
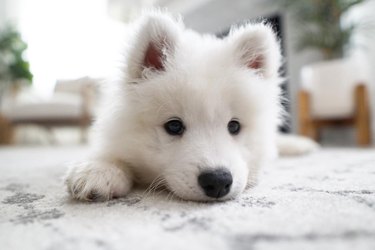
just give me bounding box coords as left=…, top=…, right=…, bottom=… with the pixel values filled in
left=228, top=120, right=241, bottom=135
left=164, top=119, right=185, bottom=136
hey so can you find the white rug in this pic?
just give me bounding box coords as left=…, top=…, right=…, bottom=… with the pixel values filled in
left=1, top=146, right=375, bottom=250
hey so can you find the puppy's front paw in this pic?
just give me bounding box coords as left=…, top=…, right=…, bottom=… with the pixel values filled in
left=65, top=161, right=132, bottom=201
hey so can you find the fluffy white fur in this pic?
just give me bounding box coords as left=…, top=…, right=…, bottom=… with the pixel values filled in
left=65, top=11, right=318, bottom=202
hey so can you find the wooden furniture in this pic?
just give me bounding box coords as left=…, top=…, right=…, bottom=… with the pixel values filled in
left=298, top=84, right=371, bottom=146
left=298, top=59, right=372, bottom=146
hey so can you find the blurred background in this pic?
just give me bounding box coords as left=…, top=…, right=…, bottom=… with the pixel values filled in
left=0, top=0, right=374, bottom=147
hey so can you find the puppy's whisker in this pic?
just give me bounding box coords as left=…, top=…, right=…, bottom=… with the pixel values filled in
left=142, top=175, right=167, bottom=199
left=166, top=190, right=176, bottom=202
left=167, top=190, right=182, bottom=202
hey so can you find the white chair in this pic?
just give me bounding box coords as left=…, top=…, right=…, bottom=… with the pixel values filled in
left=1, top=76, right=98, bottom=143
left=298, top=59, right=371, bottom=145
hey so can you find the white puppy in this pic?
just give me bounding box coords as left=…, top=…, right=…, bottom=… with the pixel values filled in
left=65, top=11, right=317, bottom=202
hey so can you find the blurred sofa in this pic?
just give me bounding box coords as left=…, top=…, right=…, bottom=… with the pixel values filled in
left=0, top=76, right=100, bottom=144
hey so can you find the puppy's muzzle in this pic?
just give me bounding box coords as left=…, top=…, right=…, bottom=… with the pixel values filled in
left=198, top=169, right=233, bottom=198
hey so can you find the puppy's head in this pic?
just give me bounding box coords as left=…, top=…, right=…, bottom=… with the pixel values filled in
left=120, top=12, right=282, bottom=201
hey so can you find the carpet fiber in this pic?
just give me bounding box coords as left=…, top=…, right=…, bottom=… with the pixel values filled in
left=1, top=146, right=375, bottom=250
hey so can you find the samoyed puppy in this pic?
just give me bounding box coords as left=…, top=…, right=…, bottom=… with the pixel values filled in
left=65, top=11, right=317, bottom=202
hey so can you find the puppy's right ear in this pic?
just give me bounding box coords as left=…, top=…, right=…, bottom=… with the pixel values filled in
left=127, top=13, right=181, bottom=80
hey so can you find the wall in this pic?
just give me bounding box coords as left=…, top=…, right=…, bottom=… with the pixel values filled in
left=1, top=0, right=128, bottom=97
left=0, top=0, right=20, bottom=25
left=0, top=0, right=6, bottom=25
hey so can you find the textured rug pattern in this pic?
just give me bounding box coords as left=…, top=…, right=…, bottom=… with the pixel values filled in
left=0, top=146, right=375, bottom=250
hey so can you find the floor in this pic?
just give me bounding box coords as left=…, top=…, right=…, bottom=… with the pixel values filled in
left=0, top=146, right=375, bottom=250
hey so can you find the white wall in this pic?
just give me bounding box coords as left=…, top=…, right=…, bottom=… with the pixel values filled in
left=0, top=0, right=6, bottom=25
left=1, top=0, right=128, bottom=97
left=0, top=0, right=19, bottom=26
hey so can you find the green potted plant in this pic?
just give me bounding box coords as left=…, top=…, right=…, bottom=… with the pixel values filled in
left=279, top=0, right=370, bottom=59
left=0, top=24, right=33, bottom=101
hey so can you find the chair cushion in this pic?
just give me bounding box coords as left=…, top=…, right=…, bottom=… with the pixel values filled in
left=3, top=93, right=82, bottom=122
left=301, top=58, right=369, bottom=118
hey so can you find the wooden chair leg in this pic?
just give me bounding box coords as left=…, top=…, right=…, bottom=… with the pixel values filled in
left=310, top=122, right=319, bottom=141
left=0, top=115, right=14, bottom=144
left=355, top=84, right=371, bottom=146
left=298, top=90, right=317, bottom=140
left=298, top=90, right=309, bottom=136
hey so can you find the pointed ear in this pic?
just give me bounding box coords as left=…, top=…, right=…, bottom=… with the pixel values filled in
left=127, top=13, right=181, bottom=80
left=228, top=23, right=281, bottom=78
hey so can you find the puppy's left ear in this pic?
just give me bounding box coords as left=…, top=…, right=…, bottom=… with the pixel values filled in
left=228, top=23, right=282, bottom=79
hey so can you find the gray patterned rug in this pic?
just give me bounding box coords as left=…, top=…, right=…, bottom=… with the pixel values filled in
left=1, top=146, right=375, bottom=250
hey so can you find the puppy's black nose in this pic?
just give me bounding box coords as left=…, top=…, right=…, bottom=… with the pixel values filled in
left=198, top=169, right=233, bottom=198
